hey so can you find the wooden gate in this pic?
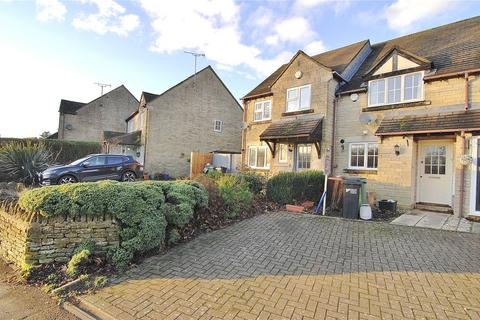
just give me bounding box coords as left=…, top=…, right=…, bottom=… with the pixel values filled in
left=190, top=152, right=213, bottom=178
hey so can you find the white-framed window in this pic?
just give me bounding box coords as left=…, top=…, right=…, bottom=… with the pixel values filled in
left=348, top=142, right=378, bottom=169
left=297, top=144, right=312, bottom=169
left=368, top=71, right=423, bottom=107
left=286, top=85, right=311, bottom=112
left=213, top=120, right=223, bottom=132
left=248, top=145, right=270, bottom=169
left=278, top=144, right=288, bottom=163
left=253, top=101, right=272, bottom=121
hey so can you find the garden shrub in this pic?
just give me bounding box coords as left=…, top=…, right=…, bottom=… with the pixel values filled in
left=0, top=138, right=101, bottom=166
left=216, top=174, right=253, bottom=219
left=266, top=170, right=325, bottom=205
left=18, top=180, right=208, bottom=271
left=66, top=249, right=91, bottom=277
left=239, top=172, right=266, bottom=194
left=0, top=141, right=53, bottom=185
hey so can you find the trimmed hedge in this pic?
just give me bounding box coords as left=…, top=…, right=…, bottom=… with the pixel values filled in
left=18, top=180, right=208, bottom=271
left=0, top=138, right=101, bottom=165
left=266, top=170, right=325, bottom=205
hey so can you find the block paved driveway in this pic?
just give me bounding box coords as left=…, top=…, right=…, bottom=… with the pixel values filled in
left=81, top=213, right=480, bottom=319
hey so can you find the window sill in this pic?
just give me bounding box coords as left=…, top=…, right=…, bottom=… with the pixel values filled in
left=250, top=120, right=272, bottom=125
left=248, top=167, right=271, bottom=171
left=343, top=168, right=378, bottom=174
left=363, top=100, right=431, bottom=112
left=282, top=109, right=314, bottom=117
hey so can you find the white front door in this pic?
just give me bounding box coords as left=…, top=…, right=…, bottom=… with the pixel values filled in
left=417, top=141, right=454, bottom=206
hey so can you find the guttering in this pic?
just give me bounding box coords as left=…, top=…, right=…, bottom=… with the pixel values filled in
left=376, top=127, right=480, bottom=136
left=241, top=91, right=273, bottom=101
left=337, top=87, right=367, bottom=96
left=423, top=68, right=480, bottom=81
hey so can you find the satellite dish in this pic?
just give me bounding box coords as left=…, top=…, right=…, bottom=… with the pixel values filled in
left=295, top=71, right=303, bottom=79
left=65, top=124, right=73, bottom=130
left=359, top=113, right=377, bottom=125
left=350, top=93, right=359, bottom=102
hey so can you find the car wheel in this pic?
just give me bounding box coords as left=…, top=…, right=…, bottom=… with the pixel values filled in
left=122, top=171, right=136, bottom=182
left=58, top=175, right=77, bottom=184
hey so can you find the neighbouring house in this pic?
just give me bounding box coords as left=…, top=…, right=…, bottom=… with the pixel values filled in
left=107, top=66, right=243, bottom=177
left=57, top=85, right=139, bottom=143
left=242, top=17, right=480, bottom=217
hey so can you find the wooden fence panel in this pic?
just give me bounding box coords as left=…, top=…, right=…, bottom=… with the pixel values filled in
left=190, top=152, right=213, bottom=178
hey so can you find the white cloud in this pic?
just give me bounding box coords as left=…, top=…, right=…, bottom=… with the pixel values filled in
left=274, top=17, right=314, bottom=43
left=385, top=0, right=454, bottom=30
left=139, top=0, right=293, bottom=77
left=295, top=0, right=350, bottom=13
left=36, top=0, right=67, bottom=22
left=304, top=40, right=326, bottom=55
left=265, top=35, right=279, bottom=45
left=72, top=0, right=139, bottom=36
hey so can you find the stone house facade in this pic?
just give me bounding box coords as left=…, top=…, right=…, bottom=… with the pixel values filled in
left=242, top=17, right=480, bottom=217
left=123, top=66, right=243, bottom=177
left=57, top=85, right=139, bottom=143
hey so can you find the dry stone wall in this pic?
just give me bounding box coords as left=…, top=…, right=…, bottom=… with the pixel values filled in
left=0, top=209, right=118, bottom=268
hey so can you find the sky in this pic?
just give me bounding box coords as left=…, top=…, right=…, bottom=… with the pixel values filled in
left=0, top=0, right=479, bottom=138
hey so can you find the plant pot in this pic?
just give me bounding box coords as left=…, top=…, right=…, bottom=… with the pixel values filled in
left=302, top=201, right=315, bottom=209
left=286, top=204, right=304, bottom=213
left=143, top=175, right=149, bottom=180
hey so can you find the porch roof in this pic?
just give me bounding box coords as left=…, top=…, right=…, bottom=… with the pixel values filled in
left=259, top=117, right=323, bottom=142
left=376, top=110, right=480, bottom=136
left=105, top=130, right=142, bottom=145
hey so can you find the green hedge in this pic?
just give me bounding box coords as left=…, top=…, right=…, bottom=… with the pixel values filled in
left=266, top=170, right=325, bottom=205
left=0, top=138, right=101, bottom=165
left=18, top=180, right=208, bottom=271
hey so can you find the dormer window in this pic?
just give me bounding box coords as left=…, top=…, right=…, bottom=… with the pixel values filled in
left=368, top=71, right=423, bottom=107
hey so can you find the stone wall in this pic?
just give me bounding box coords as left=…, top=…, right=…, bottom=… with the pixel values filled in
left=0, top=209, right=119, bottom=268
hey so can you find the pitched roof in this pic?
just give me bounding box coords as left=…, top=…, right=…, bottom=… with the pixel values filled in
left=376, top=110, right=480, bottom=136
left=59, top=85, right=139, bottom=114
left=141, top=65, right=243, bottom=111
left=260, top=117, right=323, bottom=141
left=243, top=40, right=369, bottom=99
left=105, top=130, right=142, bottom=145
left=342, top=16, right=480, bottom=92
left=58, top=99, right=86, bottom=114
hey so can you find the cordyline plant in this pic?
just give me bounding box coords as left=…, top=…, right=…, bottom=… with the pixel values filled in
left=0, top=141, right=53, bottom=185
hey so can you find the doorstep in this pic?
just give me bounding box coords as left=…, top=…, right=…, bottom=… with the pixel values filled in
left=391, top=210, right=480, bottom=233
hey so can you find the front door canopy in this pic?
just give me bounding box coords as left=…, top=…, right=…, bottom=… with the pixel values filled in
left=259, top=117, right=323, bottom=158
left=376, top=110, right=480, bottom=136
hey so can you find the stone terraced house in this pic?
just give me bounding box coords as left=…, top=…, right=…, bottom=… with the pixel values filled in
left=57, top=85, right=139, bottom=143
left=110, top=66, right=243, bottom=177
left=242, top=17, right=480, bottom=217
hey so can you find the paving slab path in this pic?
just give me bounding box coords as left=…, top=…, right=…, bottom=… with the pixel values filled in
left=391, top=211, right=480, bottom=233
left=80, top=213, right=480, bottom=319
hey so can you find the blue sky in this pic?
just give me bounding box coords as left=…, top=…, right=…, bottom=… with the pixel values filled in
left=0, top=0, right=479, bottom=138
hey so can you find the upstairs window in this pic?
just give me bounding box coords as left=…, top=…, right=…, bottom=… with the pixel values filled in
left=253, top=101, right=272, bottom=121
left=286, top=85, right=311, bottom=112
left=368, top=72, right=423, bottom=107
left=213, top=120, right=223, bottom=132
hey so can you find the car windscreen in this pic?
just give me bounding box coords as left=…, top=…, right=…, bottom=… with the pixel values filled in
left=69, top=156, right=90, bottom=166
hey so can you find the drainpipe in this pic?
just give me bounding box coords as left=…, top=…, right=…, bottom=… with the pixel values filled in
left=241, top=101, right=247, bottom=169
left=330, top=97, right=338, bottom=175
left=459, top=130, right=466, bottom=217
left=465, top=73, right=469, bottom=110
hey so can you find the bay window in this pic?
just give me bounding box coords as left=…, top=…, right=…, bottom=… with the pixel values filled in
left=248, top=145, right=270, bottom=169
left=286, top=85, right=311, bottom=112
left=368, top=72, right=423, bottom=107
left=349, top=142, right=378, bottom=170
